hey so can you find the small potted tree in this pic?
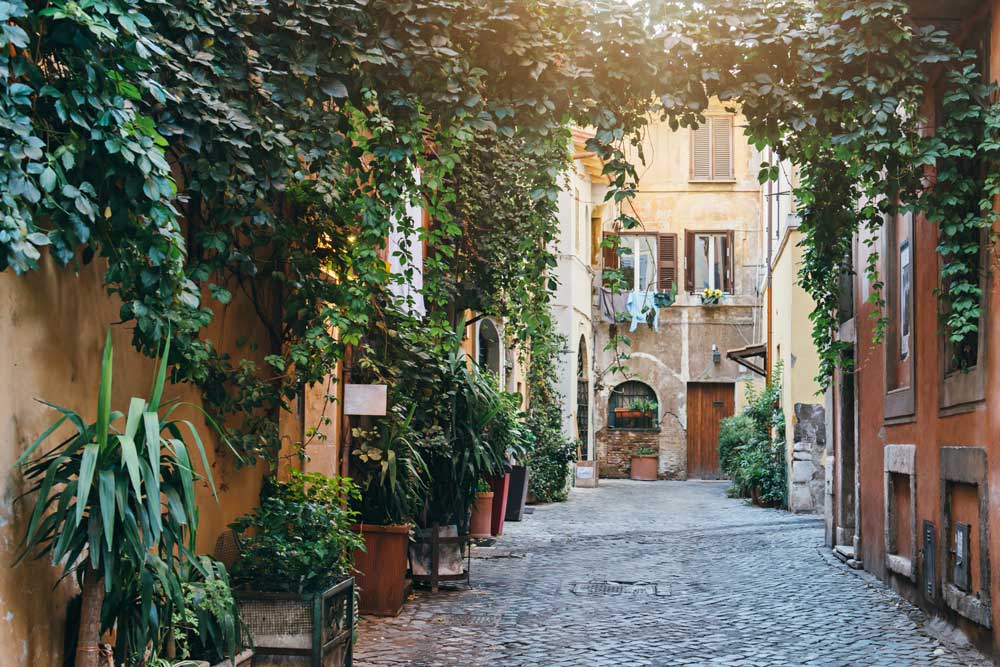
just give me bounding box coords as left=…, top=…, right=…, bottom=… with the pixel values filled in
left=230, top=471, right=363, bottom=667
left=15, top=332, right=224, bottom=667
left=630, top=446, right=659, bottom=481
left=350, top=404, right=426, bottom=617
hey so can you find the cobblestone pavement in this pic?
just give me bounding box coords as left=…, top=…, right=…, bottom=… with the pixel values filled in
left=355, top=480, right=990, bottom=666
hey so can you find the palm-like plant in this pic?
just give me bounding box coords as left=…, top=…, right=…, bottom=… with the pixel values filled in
left=16, top=331, right=217, bottom=667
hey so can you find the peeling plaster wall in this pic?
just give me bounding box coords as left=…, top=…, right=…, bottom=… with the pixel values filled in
left=0, top=255, right=339, bottom=666
left=592, top=104, right=764, bottom=480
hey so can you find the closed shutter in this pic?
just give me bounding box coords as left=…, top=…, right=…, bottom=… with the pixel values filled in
left=602, top=233, right=618, bottom=285
left=724, top=230, right=735, bottom=292
left=684, top=231, right=695, bottom=293
left=711, top=116, right=733, bottom=180
left=657, top=233, right=677, bottom=292
left=691, top=123, right=711, bottom=181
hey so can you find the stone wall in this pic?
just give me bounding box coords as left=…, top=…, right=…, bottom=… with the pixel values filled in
left=599, top=429, right=663, bottom=478
left=789, top=403, right=826, bottom=513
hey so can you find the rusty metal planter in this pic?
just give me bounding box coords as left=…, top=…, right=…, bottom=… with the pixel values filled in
left=235, top=577, right=354, bottom=667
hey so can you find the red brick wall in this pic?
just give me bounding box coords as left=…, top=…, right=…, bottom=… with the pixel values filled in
left=599, top=429, right=662, bottom=478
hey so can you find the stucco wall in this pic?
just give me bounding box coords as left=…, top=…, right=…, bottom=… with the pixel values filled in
left=0, top=255, right=339, bottom=665
left=592, top=105, right=764, bottom=480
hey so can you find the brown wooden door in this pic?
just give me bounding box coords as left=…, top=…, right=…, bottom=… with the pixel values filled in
left=686, top=382, right=735, bottom=479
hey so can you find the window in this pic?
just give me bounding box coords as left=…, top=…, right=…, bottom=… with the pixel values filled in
left=609, top=381, right=658, bottom=430
left=684, top=231, right=734, bottom=293
left=884, top=213, right=915, bottom=421
left=936, top=16, right=989, bottom=414
left=690, top=115, right=734, bottom=181
left=603, top=233, right=677, bottom=292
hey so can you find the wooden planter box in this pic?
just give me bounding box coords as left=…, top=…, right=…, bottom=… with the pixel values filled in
left=235, top=577, right=354, bottom=667
left=630, top=455, right=658, bottom=481
left=353, top=524, right=411, bottom=617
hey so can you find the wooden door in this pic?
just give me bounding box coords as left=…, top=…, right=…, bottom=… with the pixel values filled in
left=686, top=382, right=735, bottom=479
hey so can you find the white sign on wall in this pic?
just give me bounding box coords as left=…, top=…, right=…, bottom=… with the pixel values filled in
left=344, top=384, right=388, bottom=416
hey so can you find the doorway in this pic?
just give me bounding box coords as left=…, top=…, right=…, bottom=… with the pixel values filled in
left=576, top=336, right=590, bottom=460
left=686, top=382, right=735, bottom=479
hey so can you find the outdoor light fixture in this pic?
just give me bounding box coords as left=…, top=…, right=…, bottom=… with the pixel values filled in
left=712, top=344, right=721, bottom=364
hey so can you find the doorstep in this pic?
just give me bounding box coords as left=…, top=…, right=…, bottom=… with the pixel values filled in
left=833, top=545, right=863, bottom=570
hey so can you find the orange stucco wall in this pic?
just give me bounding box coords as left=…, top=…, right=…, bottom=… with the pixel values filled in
left=0, top=254, right=340, bottom=665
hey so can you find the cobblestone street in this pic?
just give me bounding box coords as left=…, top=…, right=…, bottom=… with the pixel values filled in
left=356, top=480, right=990, bottom=666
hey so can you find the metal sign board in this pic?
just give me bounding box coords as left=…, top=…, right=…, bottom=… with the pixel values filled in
left=344, top=384, right=388, bottom=416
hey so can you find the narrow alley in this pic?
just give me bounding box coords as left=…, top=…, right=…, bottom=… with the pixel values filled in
left=356, top=481, right=989, bottom=667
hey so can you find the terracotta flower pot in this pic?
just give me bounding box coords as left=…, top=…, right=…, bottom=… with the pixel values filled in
left=352, top=523, right=412, bottom=616
left=470, top=491, right=494, bottom=538
left=486, top=473, right=510, bottom=536
left=630, top=454, right=658, bottom=481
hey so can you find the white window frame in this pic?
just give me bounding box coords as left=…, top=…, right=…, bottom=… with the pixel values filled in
left=693, top=233, right=730, bottom=293
left=620, top=234, right=658, bottom=292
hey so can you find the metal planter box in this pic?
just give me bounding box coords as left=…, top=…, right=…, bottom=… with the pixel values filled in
left=235, top=577, right=354, bottom=667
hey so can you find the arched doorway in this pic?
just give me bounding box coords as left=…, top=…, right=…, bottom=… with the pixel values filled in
left=576, top=335, right=590, bottom=460
left=477, top=318, right=502, bottom=381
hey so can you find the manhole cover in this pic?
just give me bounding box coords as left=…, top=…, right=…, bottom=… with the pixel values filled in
left=430, top=613, right=502, bottom=627
left=570, top=581, right=663, bottom=596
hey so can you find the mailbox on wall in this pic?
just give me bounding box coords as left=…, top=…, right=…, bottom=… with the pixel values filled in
left=922, top=520, right=936, bottom=601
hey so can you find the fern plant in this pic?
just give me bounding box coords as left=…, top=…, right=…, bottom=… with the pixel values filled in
left=16, top=331, right=217, bottom=667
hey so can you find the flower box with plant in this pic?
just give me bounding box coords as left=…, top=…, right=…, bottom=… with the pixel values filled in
left=700, top=288, right=724, bottom=305
left=15, top=332, right=232, bottom=667
left=630, top=446, right=659, bottom=481
left=229, top=471, right=362, bottom=667
left=350, top=403, right=426, bottom=617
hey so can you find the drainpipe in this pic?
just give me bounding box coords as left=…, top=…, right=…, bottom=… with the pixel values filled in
left=766, top=148, right=774, bottom=383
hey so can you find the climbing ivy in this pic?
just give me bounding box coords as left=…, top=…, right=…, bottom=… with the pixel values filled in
left=2, top=0, right=995, bottom=464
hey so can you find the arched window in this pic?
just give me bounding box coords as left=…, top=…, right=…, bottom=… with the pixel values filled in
left=609, top=381, right=658, bottom=430
left=477, top=318, right=502, bottom=379
left=576, top=336, right=590, bottom=458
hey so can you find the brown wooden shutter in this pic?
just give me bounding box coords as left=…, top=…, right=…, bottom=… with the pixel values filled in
left=602, top=233, right=618, bottom=285
left=658, top=233, right=677, bottom=292
left=691, top=123, right=711, bottom=181
left=711, top=116, right=733, bottom=180
left=684, top=231, right=695, bottom=293
left=724, top=230, right=735, bottom=293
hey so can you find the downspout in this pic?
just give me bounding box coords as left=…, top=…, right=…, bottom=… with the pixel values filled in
left=766, top=148, right=774, bottom=383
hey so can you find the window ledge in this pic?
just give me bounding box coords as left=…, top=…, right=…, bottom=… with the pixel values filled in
left=688, top=179, right=737, bottom=184
left=608, top=427, right=661, bottom=434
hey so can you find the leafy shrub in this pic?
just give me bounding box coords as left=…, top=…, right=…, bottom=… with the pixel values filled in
left=170, top=556, right=246, bottom=664
left=525, top=399, right=575, bottom=503
left=718, top=364, right=787, bottom=508
left=230, top=471, right=364, bottom=593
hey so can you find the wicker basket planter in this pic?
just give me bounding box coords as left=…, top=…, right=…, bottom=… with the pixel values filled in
left=235, top=577, right=354, bottom=667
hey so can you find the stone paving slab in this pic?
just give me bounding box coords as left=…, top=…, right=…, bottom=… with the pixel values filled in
left=355, top=480, right=990, bottom=666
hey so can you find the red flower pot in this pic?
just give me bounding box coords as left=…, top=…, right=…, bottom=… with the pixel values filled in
left=470, top=492, right=494, bottom=538
left=486, top=473, right=511, bottom=536
left=630, top=455, right=658, bottom=481
left=352, top=523, right=412, bottom=616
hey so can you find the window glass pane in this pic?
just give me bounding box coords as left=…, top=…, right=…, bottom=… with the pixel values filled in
left=636, top=236, right=657, bottom=291
left=619, top=242, right=636, bottom=290
left=900, top=239, right=910, bottom=361
left=712, top=235, right=725, bottom=291
left=695, top=235, right=710, bottom=289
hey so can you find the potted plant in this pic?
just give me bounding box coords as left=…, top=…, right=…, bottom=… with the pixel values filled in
left=700, top=287, right=723, bottom=305
left=230, top=471, right=363, bottom=667
left=163, top=556, right=252, bottom=667
left=484, top=391, right=532, bottom=535
left=15, top=332, right=221, bottom=667
left=470, top=479, right=494, bottom=538
left=350, top=404, right=426, bottom=616
left=630, top=446, right=659, bottom=481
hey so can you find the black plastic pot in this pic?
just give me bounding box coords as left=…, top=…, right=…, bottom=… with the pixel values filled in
left=505, top=465, right=530, bottom=521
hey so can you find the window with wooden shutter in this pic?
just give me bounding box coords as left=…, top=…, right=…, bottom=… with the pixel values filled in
left=602, top=233, right=618, bottom=286
left=690, top=116, right=734, bottom=181
left=685, top=230, right=735, bottom=294
left=658, top=233, right=677, bottom=291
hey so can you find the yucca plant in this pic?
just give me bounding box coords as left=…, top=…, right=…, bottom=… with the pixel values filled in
left=16, top=331, right=217, bottom=667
